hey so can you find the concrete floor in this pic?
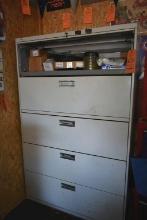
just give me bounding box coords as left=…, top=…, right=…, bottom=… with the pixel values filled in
left=4, top=199, right=83, bottom=220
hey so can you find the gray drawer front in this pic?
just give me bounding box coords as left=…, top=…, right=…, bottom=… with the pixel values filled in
left=21, top=113, right=129, bottom=160
left=19, top=76, right=131, bottom=118
left=26, top=171, right=124, bottom=220
left=23, top=143, right=126, bottom=196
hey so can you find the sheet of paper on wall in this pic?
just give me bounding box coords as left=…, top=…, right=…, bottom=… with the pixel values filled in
left=63, top=12, right=72, bottom=29
left=83, top=6, right=93, bottom=24
left=21, top=0, right=31, bottom=15
left=106, top=3, right=116, bottom=23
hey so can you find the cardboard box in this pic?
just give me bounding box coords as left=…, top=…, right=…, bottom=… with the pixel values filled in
left=74, top=61, right=84, bottom=69
left=54, top=61, right=84, bottom=70
left=66, top=61, right=73, bottom=69
left=55, top=61, right=74, bottom=69
left=30, top=49, right=40, bottom=57
left=29, top=55, right=47, bottom=72
left=30, top=49, right=47, bottom=57
left=55, top=62, right=65, bottom=69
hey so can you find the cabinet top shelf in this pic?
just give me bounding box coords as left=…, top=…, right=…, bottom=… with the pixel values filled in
left=16, top=23, right=137, bottom=77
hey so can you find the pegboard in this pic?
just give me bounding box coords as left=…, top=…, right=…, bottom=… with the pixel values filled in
left=0, top=0, right=41, bottom=218
left=42, top=1, right=110, bottom=34
left=42, top=0, right=147, bottom=35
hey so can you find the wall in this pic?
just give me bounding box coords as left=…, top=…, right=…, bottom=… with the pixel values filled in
left=0, top=1, right=41, bottom=219
left=42, top=0, right=147, bottom=34
left=42, top=0, right=110, bottom=34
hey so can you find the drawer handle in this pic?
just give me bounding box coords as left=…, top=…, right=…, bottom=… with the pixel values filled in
left=59, top=120, right=75, bottom=127
left=61, top=183, right=76, bottom=192
left=59, top=80, right=75, bottom=87
left=60, top=153, right=75, bottom=161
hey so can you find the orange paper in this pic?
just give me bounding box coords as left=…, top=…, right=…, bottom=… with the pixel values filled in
left=83, top=7, right=93, bottom=24
left=126, top=49, right=137, bottom=73
left=106, top=3, right=116, bottom=23
left=21, top=0, right=31, bottom=15
left=62, top=12, right=71, bottom=29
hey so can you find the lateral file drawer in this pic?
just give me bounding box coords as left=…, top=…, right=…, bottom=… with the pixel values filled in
left=19, top=76, right=131, bottom=118
left=23, top=143, right=126, bottom=196
left=26, top=171, right=124, bottom=220
left=21, top=113, right=129, bottom=160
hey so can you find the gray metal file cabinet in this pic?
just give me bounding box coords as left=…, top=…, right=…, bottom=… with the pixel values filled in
left=16, top=23, right=137, bottom=220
